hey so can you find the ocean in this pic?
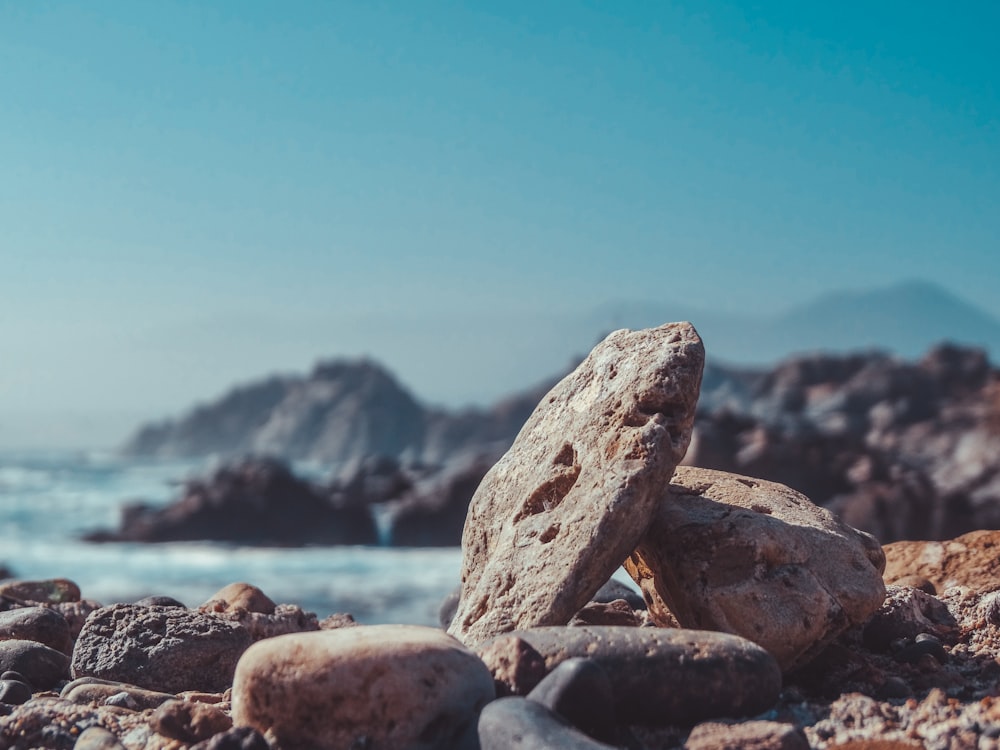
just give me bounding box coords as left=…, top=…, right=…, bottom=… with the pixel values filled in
left=0, top=450, right=463, bottom=625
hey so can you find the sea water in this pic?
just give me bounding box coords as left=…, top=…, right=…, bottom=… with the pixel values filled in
left=0, top=450, right=462, bottom=625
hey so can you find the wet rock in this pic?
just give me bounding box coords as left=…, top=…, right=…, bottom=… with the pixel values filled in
left=883, top=530, right=1000, bottom=593
left=71, top=604, right=252, bottom=693
left=189, top=726, right=271, bottom=750
left=232, top=624, right=495, bottom=750
left=526, top=657, right=617, bottom=743
left=449, top=323, right=705, bottom=645
left=685, top=720, right=809, bottom=750
left=74, top=726, right=127, bottom=750
left=625, top=467, right=886, bottom=671
left=0, top=578, right=81, bottom=605
left=0, top=606, right=73, bottom=654
left=0, top=638, right=70, bottom=689
left=478, top=626, right=781, bottom=725
left=61, top=677, right=176, bottom=710
left=151, top=698, right=233, bottom=743
left=479, top=697, right=619, bottom=750
left=201, top=583, right=276, bottom=615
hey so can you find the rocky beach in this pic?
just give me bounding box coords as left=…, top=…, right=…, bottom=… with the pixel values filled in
left=2, top=322, right=1000, bottom=748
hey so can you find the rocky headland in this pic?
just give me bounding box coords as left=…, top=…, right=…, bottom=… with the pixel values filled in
left=5, top=322, right=1000, bottom=747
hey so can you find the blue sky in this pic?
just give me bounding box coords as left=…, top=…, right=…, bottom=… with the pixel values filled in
left=1, top=1, right=998, bottom=447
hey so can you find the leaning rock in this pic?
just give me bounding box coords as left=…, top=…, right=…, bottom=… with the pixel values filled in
left=625, top=467, right=886, bottom=671
left=71, top=604, right=252, bottom=693
left=883, top=530, right=1000, bottom=593
left=477, top=626, right=780, bottom=725
left=232, top=624, right=495, bottom=750
left=0, top=606, right=73, bottom=654
left=479, top=697, right=619, bottom=750
left=449, top=323, right=704, bottom=645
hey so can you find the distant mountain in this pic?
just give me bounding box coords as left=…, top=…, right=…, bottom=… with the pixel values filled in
left=591, top=280, right=1000, bottom=365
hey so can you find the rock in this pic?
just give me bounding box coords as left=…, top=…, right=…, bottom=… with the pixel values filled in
left=624, top=467, right=886, bottom=671
left=0, top=578, right=80, bottom=605
left=0, top=678, right=31, bottom=705
left=479, top=697, right=619, bottom=750
left=0, top=606, right=73, bottom=654
left=861, top=585, right=957, bottom=652
left=439, top=585, right=461, bottom=629
left=207, top=603, right=321, bottom=642
left=71, top=604, right=252, bottom=693
left=134, top=595, right=187, bottom=608
left=189, top=726, right=271, bottom=750
left=449, top=323, right=705, bottom=645
left=476, top=634, right=549, bottom=697
left=61, top=677, right=176, bottom=710
left=0, top=638, right=70, bottom=689
left=883, top=530, right=1000, bottom=593
left=84, top=456, right=378, bottom=546
left=232, top=624, right=495, bottom=750
left=201, top=583, right=276, bottom=615
left=477, top=626, right=781, bottom=725
left=591, top=579, right=646, bottom=610
left=151, top=698, right=233, bottom=743
left=75, top=726, right=128, bottom=750
left=568, top=599, right=644, bottom=627
left=685, top=720, right=810, bottom=750
left=526, top=657, right=617, bottom=743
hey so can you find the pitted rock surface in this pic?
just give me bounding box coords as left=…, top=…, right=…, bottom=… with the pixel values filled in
left=883, top=530, right=1000, bottom=593
left=625, top=467, right=886, bottom=671
left=477, top=626, right=781, bottom=725
left=71, top=604, right=252, bottom=693
left=449, top=323, right=704, bottom=645
left=232, top=624, right=495, bottom=750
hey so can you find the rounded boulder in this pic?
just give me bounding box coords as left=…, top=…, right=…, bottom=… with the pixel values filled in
left=232, top=624, right=495, bottom=750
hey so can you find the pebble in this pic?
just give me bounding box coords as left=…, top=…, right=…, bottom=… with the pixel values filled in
left=479, top=697, right=619, bottom=750
left=0, top=606, right=73, bottom=654
left=74, top=726, right=127, bottom=750
left=71, top=603, right=252, bottom=693
left=449, top=323, right=704, bottom=646
left=151, top=698, right=233, bottom=743
left=478, top=626, right=781, bottom=725
left=0, top=638, right=69, bottom=690
left=232, top=624, right=495, bottom=750
left=526, top=657, right=617, bottom=743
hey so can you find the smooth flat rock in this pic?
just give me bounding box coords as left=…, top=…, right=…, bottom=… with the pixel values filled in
left=449, top=323, right=704, bottom=645
left=625, top=467, right=886, bottom=671
left=479, top=697, right=619, bottom=750
left=0, top=578, right=80, bottom=605
left=0, top=638, right=70, bottom=690
left=883, top=530, right=1000, bottom=593
left=232, top=624, right=495, bottom=750
left=0, top=606, right=73, bottom=654
left=477, top=626, right=781, bottom=725
left=71, top=604, right=252, bottom=693
left=685, top=720, right=810, bottom=750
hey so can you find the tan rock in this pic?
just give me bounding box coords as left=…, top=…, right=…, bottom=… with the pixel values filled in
left=883, top=530, right=1000, bottom=593
left=201, top=582, right=276, bottom=615
left=0, top=578, right=80, bottom=605
left=449, top=322, right=704, bottom=645
left=625, top=467, right=886, bottom=671
left=232, top=624, right=495, bottom=750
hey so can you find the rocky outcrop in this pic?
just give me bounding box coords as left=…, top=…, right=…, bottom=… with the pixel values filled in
left=85, top=457, right=378, bottom=546
left=448, top=323, right=705, bottom=645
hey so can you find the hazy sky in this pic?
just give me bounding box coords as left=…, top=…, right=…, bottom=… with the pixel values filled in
left=2, top=1, right=998, bottom=448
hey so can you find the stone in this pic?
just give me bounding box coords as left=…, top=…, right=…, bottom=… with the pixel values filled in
left=0, top=606, right=73, bottom=654
left=0, top=578, right=80, bottom=605
left=625, top=467, right=886, bottom=671
left=0, top=638, right=70, bottom=689
left=861, top=585, right=957, bottom=652
left=449, top=323, right=705, bottom=645
left=201, top=583, right=276, bottom=615
left=134, top=595, right=187, bottom=607
left=568, top=599, right=643, bottom=627
left=189, top=726, right=271, bottom=750
left=0, top=679, right=31, bottom=705
left=206, top=603, right=319, bottom=642
left=477, top=626, right=781, bottom=725
left=61, top=677, right=176, bottom=710
left=526, top=657, right=617, bottom=743
left=232, top=624, right=495, bottom=750
left=685, top=720, right=810, bottom=750
left=71, top=604, right=252, bottom=693
left=591, top=578, right=646, bottom=610
left=479, top=697, right=619, bottom=750
left=74, top=726, right=128, bottom=750
left=883, top=530, right=1000, bottom=593
left=476, top=634, right=549, bottom=697
left=151, top=698, right=233, bottom=743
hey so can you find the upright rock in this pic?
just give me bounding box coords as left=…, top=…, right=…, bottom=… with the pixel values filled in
left=448, top=323, right=704, bottom=645
left=625, top=467, right=886, bottom=671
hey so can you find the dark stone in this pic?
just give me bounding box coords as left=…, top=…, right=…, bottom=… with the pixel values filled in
left=0, top=639, right=70, bottom=689
left=71, top=604, right=252, bottom=693
left=0, top=679, right=32, bottom=705
left=591, top=579, right=646, bottom=610
left=134, top=595, right=187, bottom=608
left=526, top=657, right=617, bottom=743
left=479, top=627, right=781, bottom=726
left=83, top=457, right=378, bottom=546
left=0, top=606, right=73, bottom=653
left=479, top=697, right=618, bottom=749
left=189, top=726, right=271, bottom=750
